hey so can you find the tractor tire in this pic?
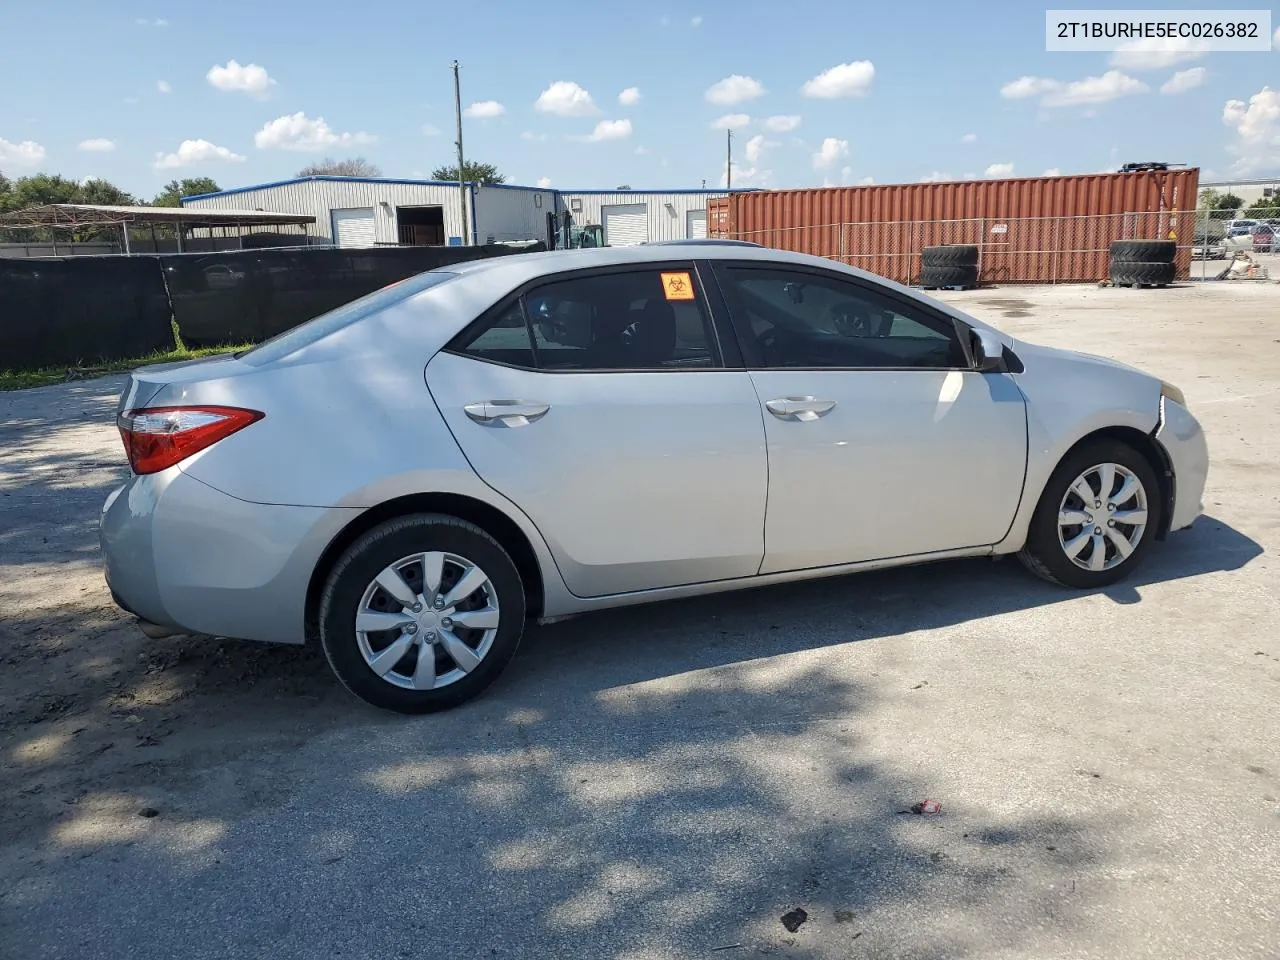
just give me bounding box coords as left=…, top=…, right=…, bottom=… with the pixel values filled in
left=1109, top=240, right=1176, bottom=263
left=919, top=264, right=979, bottom=289
left=1108, top=259, right=1176, bottom=287
left=921, top=244, right=979, bottom=268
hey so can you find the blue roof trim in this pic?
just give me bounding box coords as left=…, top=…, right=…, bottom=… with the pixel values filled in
left=180, top=175, right=761, bottom=204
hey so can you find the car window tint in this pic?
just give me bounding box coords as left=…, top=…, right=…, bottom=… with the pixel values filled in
left=525, top=269, right=717, bottom=371
left=454, top=302, right=536, bottom=368
left=721, top=267, right=967, bottom=369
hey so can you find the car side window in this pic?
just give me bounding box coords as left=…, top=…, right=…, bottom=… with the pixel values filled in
left=720, top=266, right=968, bottom=370
left=525, top=268, right=718, bottom=371
left=453, top=301, right=537, bottom=368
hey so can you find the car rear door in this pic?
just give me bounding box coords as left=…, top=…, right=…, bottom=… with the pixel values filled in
left=708, top=260, right=1028, bottom=574
left=425, top=262, right=768, bottom=598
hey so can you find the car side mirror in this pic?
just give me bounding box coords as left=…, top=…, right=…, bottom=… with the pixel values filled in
left=971, top=329, right=1007, bottom=373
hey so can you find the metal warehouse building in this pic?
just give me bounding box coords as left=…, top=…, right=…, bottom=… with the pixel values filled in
left=182, top=177, right=750, bottom=248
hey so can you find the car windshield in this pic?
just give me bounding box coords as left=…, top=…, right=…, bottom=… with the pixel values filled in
left=236, top=270, right=459, bottom=366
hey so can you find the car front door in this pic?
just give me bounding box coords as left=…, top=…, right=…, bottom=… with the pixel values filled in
left=709, top=261, right=1028, bottom=575
left=425, top=262, right=768, bottom=598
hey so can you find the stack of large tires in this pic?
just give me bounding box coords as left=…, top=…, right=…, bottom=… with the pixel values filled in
left=1109, top=240, right=1176, bottom=288
left=919, top=245, right=978, bottom=290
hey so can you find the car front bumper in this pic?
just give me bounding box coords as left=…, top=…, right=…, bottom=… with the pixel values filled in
left=100, top=468, right=357, bottom=644
left=1155, top=397, right=1208, bottom=533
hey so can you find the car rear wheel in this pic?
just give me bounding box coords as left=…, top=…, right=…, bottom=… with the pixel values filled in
left=1018, top=439, right=1162, bottom=588
left=319, top=514, right=526, bottom=713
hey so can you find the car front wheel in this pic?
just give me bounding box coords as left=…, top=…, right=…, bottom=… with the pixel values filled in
left=319, top=514, right=526, bottom=713
left=1018, top=439, right=1162, bottom=588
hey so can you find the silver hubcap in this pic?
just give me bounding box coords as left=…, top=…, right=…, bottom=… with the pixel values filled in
left=355, top=551, right=500, bottom=691
left=1057, top=462, right=1149, bottom=572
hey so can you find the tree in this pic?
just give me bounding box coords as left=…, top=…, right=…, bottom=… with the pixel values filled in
left=430, top=160, right=505, bottom=184
left=1244, top=200, right=1280, bottom=220
left=297, top=157, right=382, bottom=177
left=79, top=178, right=138, bottom=206
left=152, top=178, right=221, bottom=207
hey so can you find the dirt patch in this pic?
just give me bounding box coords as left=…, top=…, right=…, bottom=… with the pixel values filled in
left=969, top=298, right=1036, bottom=319
left=0, top=377, right=377, bottom=876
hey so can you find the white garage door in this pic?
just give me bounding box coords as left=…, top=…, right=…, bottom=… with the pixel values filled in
left=331, top=207, right=376, bottom=248
left=603, top=203, right=648, bottom=246
left=686, top=209, right=707, bottom=239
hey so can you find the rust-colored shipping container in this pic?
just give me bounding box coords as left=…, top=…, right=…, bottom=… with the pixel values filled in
left=708, top=169, right=1199, bottom=284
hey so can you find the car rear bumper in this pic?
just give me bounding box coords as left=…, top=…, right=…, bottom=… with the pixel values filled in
left=1155, top=397, right=1208, bottom=533
left=100, top=469, right=357, bottom=644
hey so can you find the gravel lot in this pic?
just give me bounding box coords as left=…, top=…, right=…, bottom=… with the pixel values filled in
left=2, top=281, right=1277, bottom=959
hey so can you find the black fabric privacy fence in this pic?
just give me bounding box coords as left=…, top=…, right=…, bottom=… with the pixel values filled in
left=0, top=244, right=543, bottom=370
left=0, top=256, right=174, bottom=370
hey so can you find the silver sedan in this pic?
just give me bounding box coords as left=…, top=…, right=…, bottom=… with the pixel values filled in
left=101, top=243, right=1208, bottom=713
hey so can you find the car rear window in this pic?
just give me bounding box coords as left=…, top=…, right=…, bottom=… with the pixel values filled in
left=237, top=270, right=459, bottom=366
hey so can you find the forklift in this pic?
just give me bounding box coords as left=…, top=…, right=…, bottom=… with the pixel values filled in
left=547, top=210, right=606, bottom=250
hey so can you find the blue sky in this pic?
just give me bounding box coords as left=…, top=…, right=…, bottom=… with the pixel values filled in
left=1, top=1, right=1277, bottom=198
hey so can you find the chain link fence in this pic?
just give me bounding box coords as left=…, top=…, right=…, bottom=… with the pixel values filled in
left=731, top=209, right=1279, bottom=284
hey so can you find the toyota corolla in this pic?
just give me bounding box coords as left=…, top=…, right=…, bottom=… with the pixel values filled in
left=100, top=243, right=1208, bottom=713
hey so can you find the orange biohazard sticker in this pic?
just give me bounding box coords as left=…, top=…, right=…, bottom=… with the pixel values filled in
left=660, top=272, right=696, bottom=301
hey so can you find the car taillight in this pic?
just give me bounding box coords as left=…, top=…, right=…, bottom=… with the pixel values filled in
left=117, top=406, right=263, bottom=475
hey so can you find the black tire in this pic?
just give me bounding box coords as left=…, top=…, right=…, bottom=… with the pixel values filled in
left=919, top=264, right=978, bottom=289
left=1018, top=439, right=1163, bottom=589
left=1109, top=259, right=1176, bottom=286
left=921, top=244, right=979, bottom=268
left=1110, top=240, right=1176, bottom=263
left=319, top=514, right=526, bottom=714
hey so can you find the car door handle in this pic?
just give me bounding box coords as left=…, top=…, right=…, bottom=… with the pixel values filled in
left=463, top=400, right=550, bottom=427
left=765, top=397, right=837, bottom=421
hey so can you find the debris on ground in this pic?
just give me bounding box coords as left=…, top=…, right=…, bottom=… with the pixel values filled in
left=780, top=908, right=808, bottom=933
left=1216, top=253, right=1272, bottom=281
left=833, top=910, right=855, bottom=924
left=904, top=799, right=942, bottom=816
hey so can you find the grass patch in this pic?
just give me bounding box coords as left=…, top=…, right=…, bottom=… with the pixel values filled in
left=0, top=344, right=253, bottom=391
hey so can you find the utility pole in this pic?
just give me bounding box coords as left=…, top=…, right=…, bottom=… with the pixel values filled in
left=726, top=129, right=733, bottom=191
left=452, top=60, right=468, bottom=246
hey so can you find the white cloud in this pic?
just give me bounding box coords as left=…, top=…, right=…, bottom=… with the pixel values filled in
left=254, top=112, right=374, bottom=151
left=0, top=138, right=45, bottom=167
left=576, top=119, right=633, bottom=142
left=705, top=74, right=765, bottom=105
left=136, top=18, right=167, bottom=26
left=618, top=86, right=642, bottom=106
left=813, top=137, right=849, bottom=169
left=854, top=175, right=875, bottom=185
left=961, top=132, right=977, bottom=143
left=660, top=15, right=669, bottom=26
left=77, top=138, right=115, bottom=152
left=153, top=139, right=245, bottom=170
left=1275, top=26, right=1280, bottom=46
left=519, top=130, right=547, bottom=141
left=634, top=145, right=650, bottom=155
left=1161, top=67, right=1207, bottom=95
left=463, top=100, right=506, bottom=119
left=802, top=61, right=875, bottom=98
left=711, top=113, right=750, bottom=129
left=920, top=171, right=955, bottom=182
left=985, top=162, right=1014, bottom=177
left=536, top=176, right=552, bottom=188
left=1000, top=70, right=1147, bottom=107
left=1000, top=76, right=1059, bottom=99
left=691, top=15, right=702, bottom=26
left=1223, top=86, right=1280, bottom=175
left=745, top=133, right=776, bottom=165
left=422, top=123, right=442, bottom=136
left=1043, top=168, right=1061, bottom=176
left=535, top=81, right=598, bottom=117
left=206, top=59, right=276, bottom=98
left=1110, top=37, right=1206, bottom=70
left=156, top=79, right=171, bottom=94
left=764, top=114, right=801, bottom=132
